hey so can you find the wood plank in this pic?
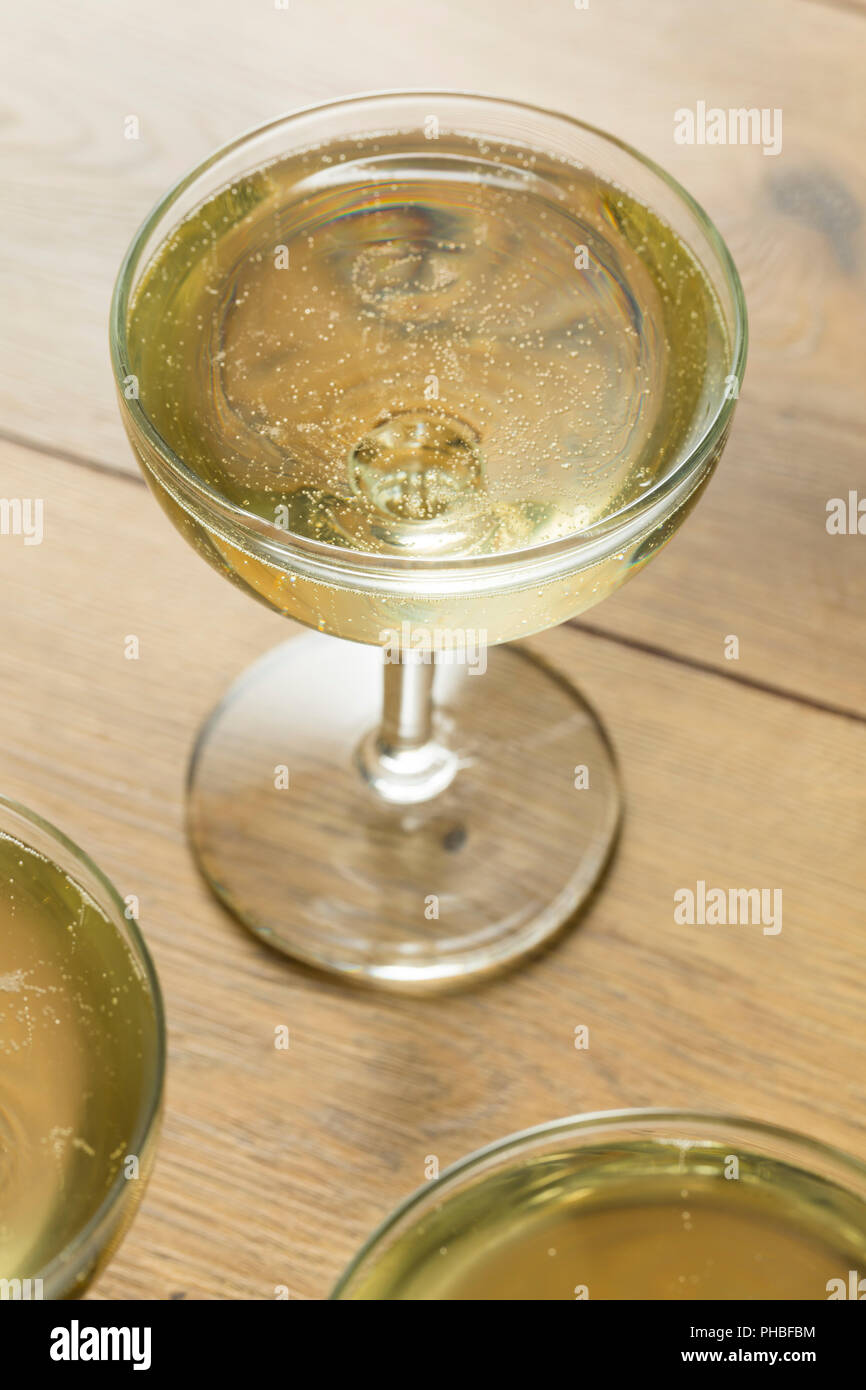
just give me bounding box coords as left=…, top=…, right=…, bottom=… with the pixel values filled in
left=578, top=399, right=866, bottom=717
left=0, top=438, right=862, bottom=1299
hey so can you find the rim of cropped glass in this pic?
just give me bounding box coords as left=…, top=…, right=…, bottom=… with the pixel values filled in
left=110, top=91, right=748, bottom=582
left=330, top=1106, right=866, bottom=1298
left=0, top=794, right=167, bottom=1296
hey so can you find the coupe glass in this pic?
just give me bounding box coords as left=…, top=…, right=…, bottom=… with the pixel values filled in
left=0, top=796, right=165, bottom=1299
left=333, top=1109, right=866, bottom=1300
left=111, top=93, right=746, bottom=990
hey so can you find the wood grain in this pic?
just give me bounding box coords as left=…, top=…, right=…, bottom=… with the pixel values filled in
left=0, top=439, right=863, bottom=1299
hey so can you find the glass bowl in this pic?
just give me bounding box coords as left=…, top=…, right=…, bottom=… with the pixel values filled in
left=333, top=1109, right=866, bottom=1300
left=0, top=796, right=165, bottom=1299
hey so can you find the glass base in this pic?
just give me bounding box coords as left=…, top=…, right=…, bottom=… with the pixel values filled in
left=187, top=634, right=622, bottom=990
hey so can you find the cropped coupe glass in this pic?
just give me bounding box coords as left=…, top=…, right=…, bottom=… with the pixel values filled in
left=0, top=796, right=165, bottom=1299
left=111, top=92, right=747, bottom=990
left=333, top=1109, right=866, bottom=1300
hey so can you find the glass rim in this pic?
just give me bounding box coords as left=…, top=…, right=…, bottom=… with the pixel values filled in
left=0, top=793, right=166, bottom=1296
left=330, top=1106, right=866, bottom=1298
left=110, top=89, right=748, bottom=586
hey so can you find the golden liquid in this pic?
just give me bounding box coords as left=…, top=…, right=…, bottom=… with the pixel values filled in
left=0, top=833, right=160, bottom=1293
left=124, top=129, right=732, bottom=642
left=344, top=1140, right=866, bottom=1300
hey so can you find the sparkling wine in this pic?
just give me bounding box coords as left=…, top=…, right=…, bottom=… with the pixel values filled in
left=0, top=832, right=160, bottom=1294
left=124, top=128, right=731, bottom=640
left=344, top=1139, right=866, bottom=1300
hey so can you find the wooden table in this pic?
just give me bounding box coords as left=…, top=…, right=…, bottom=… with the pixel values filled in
left=1, top=0, right=863, bottom=1299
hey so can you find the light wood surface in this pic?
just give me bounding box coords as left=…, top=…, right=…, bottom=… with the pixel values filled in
left=0, top=0, right=863, bottom=1299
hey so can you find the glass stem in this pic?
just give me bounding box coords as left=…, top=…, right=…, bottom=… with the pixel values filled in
left=356, top=652, right=458, bottom=805
left=380, top=652, right=435, bottom=753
